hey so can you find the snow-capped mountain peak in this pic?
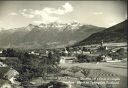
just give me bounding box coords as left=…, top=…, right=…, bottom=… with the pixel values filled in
left=26, top=24, right=36, bottom=31
left=38, top=21, right=82, bottom=31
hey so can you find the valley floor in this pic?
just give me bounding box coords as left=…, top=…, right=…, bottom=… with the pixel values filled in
left=59, top=62, right=127, bottom=88
left=59, top=62, right=127, bottom=77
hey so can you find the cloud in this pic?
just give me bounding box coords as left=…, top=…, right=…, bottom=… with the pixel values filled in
left=93, top=12, right=103, bottom=15
left=43, top=2, right=73, bottom=15
left=19, top=9, right=34, bottom=18
left=9, top=12, right=18, bottom=16
left=0, top=20, right=2, bottom=24
left=19, top=2, right=73, bottom=24
left=62, top=2, right=73, bottom=13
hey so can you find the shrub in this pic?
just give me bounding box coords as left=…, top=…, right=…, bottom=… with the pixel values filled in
left=38, top=81, right=69, bottom=88
left=77, top=54, right=88, bottom=63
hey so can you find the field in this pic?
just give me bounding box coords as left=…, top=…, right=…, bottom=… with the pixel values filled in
left=59, top=62, right=127, bottom=88
left=59, top=62, right=127, bottom=77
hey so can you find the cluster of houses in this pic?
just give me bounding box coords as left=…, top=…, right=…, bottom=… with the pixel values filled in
left=0, top=67, right=21, bottom=88
left=0, top=40, right=126, bottom=66
left=25, top=43, right=125, bottom=64
left=56, top=41, right=126, bottom=64
left=23, top=41, right=126, bottom=64
left=0, top=41, right=127, bottom=88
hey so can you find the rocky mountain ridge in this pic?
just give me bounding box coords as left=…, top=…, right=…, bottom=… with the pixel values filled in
left=0, top=22, right=105, bottom=49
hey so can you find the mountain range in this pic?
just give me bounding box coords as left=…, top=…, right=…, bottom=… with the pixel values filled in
left=73, top=20, right=127, bottom=47
left=0, top=22, right=105, bottom=49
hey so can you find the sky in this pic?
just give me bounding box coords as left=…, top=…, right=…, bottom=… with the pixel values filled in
left=0, top=1, right=127, bottom=29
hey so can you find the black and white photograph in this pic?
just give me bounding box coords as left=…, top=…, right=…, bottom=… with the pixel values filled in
left=0, top=0, right=127, bottom=88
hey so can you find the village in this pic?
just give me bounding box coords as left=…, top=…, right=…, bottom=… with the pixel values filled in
left=0, top=0, right=127, bottom=87
left=27, top=41, right=127, bottom=64
left=0, top=41, right=127, bottom=88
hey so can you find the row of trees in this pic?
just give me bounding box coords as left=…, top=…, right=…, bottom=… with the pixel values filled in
left=77, top=54, right=103, bottom=63
left=2, top=48, right=18, bottom=57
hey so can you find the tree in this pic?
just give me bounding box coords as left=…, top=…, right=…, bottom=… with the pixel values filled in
left=38, top=81, right=68, bottom=88
left=77, top=54, right=88, bottom=63
left=95, top=55, right=103, bottom=62
left=116, top=48, right=125, bottom=55
left=2, top=49, right=61, bottom=88
left=2, top=48, right=17, bottom=57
